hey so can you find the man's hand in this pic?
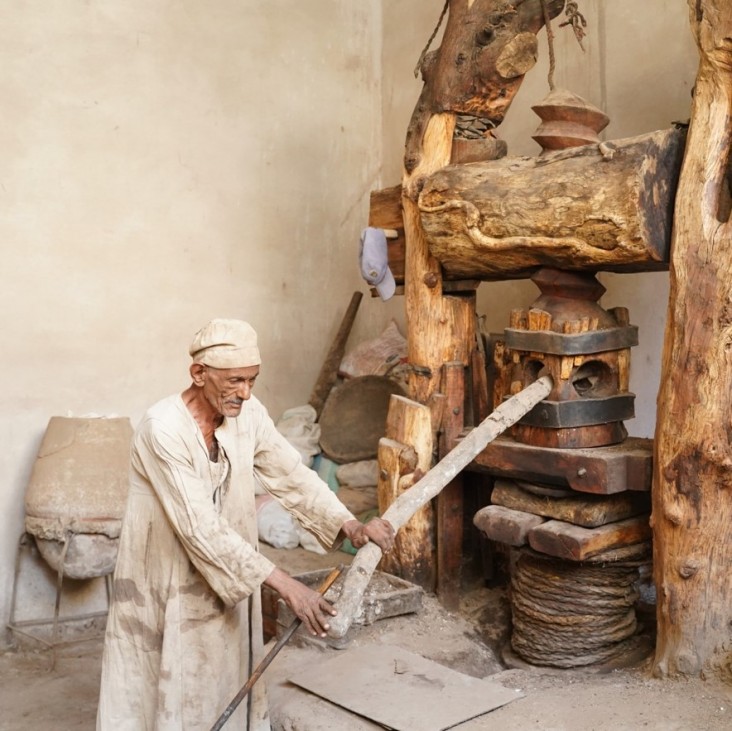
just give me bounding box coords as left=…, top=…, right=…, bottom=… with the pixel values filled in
left=341, top=517, right=395, bottom=553
left=263, top=568, right=335, bottom=637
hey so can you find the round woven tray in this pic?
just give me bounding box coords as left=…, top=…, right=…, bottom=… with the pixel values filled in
left=319, top=376, right=406, bottom=463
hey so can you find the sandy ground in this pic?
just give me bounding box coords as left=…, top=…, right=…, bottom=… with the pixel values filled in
left=1, top=544, right=730, bottom=731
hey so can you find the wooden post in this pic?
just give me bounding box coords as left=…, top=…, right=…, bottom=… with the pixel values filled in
left=652, top=0, right=732, bottom=678
left=403, top=113, right=471, bottom=405
left=376, top=396, right=434, bottom=588
left=308, top=292, right=362, bottom=419
left=436, top=362, right=466, bottom=609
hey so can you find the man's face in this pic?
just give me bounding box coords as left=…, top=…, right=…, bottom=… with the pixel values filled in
left=200, top=364, right=260, bottom=418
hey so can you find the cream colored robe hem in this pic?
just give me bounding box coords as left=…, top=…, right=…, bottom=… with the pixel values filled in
left=97, top=394, right=354, bottom=731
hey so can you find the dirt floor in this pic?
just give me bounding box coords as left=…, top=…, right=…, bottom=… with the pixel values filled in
left=1, top=544, right=730, bottom=731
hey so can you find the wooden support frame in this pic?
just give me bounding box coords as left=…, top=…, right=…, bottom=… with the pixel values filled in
left=651, top=0, right=732, bottom=678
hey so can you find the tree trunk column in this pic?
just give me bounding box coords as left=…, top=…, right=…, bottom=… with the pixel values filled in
left=652, top=0, right=732, bottom=678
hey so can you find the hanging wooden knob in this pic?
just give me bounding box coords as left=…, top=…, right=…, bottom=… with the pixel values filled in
left=531, top=88, right=609, bottom=152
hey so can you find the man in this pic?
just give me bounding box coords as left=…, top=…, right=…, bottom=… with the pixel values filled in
left=97, top=319, right=394, bottom=730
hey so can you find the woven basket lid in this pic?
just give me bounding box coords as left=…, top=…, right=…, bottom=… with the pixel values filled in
left=319, top=376, right=406, bottom=463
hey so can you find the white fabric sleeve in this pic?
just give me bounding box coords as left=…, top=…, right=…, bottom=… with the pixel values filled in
left=251, top=406, right=355, bottom=548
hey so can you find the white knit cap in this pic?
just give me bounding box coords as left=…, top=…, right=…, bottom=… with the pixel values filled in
left=189, top=319, right=261, bottom=368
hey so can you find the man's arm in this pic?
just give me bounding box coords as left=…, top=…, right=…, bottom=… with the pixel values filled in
left=262, top=515, right=395, bottom=638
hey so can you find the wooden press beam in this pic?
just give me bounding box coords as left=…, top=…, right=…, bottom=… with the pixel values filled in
left=329, top=376, right=553, bottom=640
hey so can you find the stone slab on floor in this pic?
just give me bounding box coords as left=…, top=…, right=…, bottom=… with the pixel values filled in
left=267, top=592, right=504, bottom=731
left=288, top=644, right=521, bottom=731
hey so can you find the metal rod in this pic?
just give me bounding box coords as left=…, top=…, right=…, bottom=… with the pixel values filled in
left=209, top=564, right=344, bottom=731
left=9, top=610, right=109, bottom=629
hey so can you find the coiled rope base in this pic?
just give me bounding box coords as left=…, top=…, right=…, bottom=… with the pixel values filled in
left=510, top=550, right=645, bottom=669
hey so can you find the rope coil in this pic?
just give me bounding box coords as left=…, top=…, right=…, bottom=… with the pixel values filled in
left=510, top=550, right=645, bottom=668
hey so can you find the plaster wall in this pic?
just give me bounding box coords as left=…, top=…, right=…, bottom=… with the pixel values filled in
left=0, top=0, right=394, bottom=646
left=382, top=0, right=698, bottom=438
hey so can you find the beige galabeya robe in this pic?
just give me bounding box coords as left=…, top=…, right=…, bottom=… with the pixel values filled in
left=97, top=394, right=353, bottom=731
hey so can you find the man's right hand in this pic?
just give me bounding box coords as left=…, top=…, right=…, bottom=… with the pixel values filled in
left=263, top=567, right=336, bottom=637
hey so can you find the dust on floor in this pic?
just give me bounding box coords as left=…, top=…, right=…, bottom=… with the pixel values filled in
left=1, top=544, right=730, bottom=731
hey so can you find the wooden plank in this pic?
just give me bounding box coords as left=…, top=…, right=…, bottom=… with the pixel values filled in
left=308, top=292, right=362, bottom=419
left=470, top=434, right=653, bottom=494
left=528, top=516, right=651, bottom=561
left=368, top=185, right=406, bottom=282
left=369, top=185, right=404, bottom=230
left=491, top=479, right=650, bottom=528
left=473, top=504, right=545, bottom=547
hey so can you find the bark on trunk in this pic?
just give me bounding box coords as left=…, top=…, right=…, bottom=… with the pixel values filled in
left=652, top=0, right=732, bottom=679
left=406, top=0, right=564, bottom=173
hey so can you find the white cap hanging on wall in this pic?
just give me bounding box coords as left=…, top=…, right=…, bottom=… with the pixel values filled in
left=359, top=227, right=396, bottom=301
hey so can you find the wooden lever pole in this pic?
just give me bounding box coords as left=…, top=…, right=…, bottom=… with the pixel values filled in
left=210, top=565, right=344, bottom=731
left=327, top=375, right=553, bottom=639
left=308, top=291, right=363, bottom=420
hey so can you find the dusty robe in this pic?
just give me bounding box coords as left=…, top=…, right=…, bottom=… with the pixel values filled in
left=97, top=394, right=353, bottom=731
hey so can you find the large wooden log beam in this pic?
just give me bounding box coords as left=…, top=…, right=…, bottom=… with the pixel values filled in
left=418, top=128, right=687, bottom=280
left=652, top=0, right=732, bottom=679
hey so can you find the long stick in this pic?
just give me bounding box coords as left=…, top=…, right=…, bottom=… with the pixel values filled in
left=308, top=292, right=363, bottom=419
left=210, top=565, right=344, bottom=731
left=327, top=375, right=553, bottom=639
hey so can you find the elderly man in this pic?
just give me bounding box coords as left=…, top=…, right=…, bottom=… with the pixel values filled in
left=97, top=319, right=394, bottom=731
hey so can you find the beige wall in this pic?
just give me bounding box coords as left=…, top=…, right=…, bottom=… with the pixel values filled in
left=0, top=1, right=699, bottom=644
left=0, top=0, right=397, bottom=644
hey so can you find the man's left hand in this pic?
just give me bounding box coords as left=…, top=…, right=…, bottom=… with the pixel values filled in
left=341, top=517, right=395, bottom=553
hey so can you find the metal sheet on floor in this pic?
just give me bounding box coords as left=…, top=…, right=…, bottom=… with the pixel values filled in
left=288, top=644, right=522, bottom=731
